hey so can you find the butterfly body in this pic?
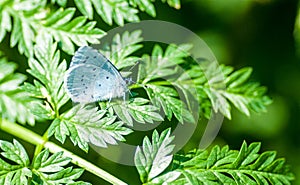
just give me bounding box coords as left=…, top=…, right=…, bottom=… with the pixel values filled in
left=65, top=46, right=127, bottom=103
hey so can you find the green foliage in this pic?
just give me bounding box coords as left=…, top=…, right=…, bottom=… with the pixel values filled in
left=23, top=34, right=132, bottom=152
left=97, top=32, right=194, bottom=126
left=0, top=139, right=88, bottom=184
left=112, top=98, right=164, bottom=126
left=32, top=149, right=89, bottom=184
left=182, top=61, right=272, bottom=119
left=74, top=0, right=139, bottom=26
left=98, top=32, right=271, bottom=124
left=134, top=128, right=175, bottom=183
left=0, top=139, right=31, bottom=185
left=0, top=0, right=104, bottom=56
left=100, top=30, right=143, bottom=69
left=0, top=0, right=294, bottom=184
left=135, top=134, right=295, bottom=185
left=137, top=44, right=196, bottom=124
left=22, top=33, right=68, bottom=120
left=0, top=55, right=35, bottom=125
left=51, top=0, right=181, bottom=26
left=48, top=104, right=132, bottom=152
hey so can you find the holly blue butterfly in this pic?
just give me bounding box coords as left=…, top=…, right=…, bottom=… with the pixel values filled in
left=64, top=46, right=128, bottom=103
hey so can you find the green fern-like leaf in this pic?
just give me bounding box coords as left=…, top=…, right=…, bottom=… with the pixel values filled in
left=129, top=0, right=181, bottom=17
left=180, top=61, right=272, bottom=119
left=0, top=1, right=104, bottom=56
left=32, top=149, right=90, bottom=184
left=0, top=55, right=35, bottom=125
left=100, top=30, right=143, bottom=69
left=137, top=44, right=195, bottom=124
left=48, top=104, right=133, bottom=152
left=134, top=128, right=175, bottom=183
left=41, top=7, right=105, bottom=54
left=129, top=0, right=156, bottom=17
left=22, top=33, right=68, bottom=120
left=0, top=139, right=31, bottom=185
left=96, top=31, right=164, bottom=125
left=147, top=141, right=294, bottom=185
left=0, top=2, right=11, bottom=43
left=51, top=0, right=181, bottom=25
left=112, top=98, right=164, bottom=126
left=0, top=139, right=90, bottom=184
left=74, top=0, right=139, bottom=26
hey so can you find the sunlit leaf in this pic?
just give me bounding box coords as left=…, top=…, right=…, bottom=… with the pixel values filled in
left=146, top=141, right=295, bottom=185
left=0, top=56, right=35, bottom=125
left=48, top=104, right=132, bottom=152
left=135, top=128, right=175, bottom=183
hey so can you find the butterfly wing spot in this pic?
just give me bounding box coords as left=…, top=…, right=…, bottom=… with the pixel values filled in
left=106, top=76, right=109, bottom=79
left=93, top=68, right=96, bottom=71
left=65, top=64, right=102, bottom=103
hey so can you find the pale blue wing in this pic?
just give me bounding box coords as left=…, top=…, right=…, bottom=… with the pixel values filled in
left=70, top=46, right=110, bottom=68
left=65, top=64, right=127, bottom=103
left=70, top=46, right=125, bottom=80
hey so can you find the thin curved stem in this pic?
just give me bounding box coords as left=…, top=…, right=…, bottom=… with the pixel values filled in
left=0, top=119, right=127, bottom=185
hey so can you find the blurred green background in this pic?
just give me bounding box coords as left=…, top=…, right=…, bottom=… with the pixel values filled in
left=1, top=0, right=300, bottom=184
left=170, top=0, right=300, bottom=184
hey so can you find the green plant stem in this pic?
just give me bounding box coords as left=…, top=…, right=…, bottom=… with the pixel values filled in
left=0, top=119, right=128, bottom=185
left=33, top=128, right=49, bottom=162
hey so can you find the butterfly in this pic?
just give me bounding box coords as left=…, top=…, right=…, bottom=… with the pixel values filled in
left=64, top=46, right=128, bottom=103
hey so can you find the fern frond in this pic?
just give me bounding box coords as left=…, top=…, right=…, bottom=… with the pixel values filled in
left=74, top=0, right=139, bottom=26
left=48, top=104, right=133, bottom=152
left=22, top=33, right=68, bottom=120
left=0, top=55, right=35, bottom=125
left=112, top=98, right=164, bottom=126
left=32, top=149, right=90, bottom=184
left=51, top=0, right=181, bottom=25
left=100, top=30, right=143, bottom=69
left=146, top=141, right=294, bottom=185
left=0, top=1, right=104, bottom=56
left=134, top=128, right=175, bottom=183
left=179, top=61, right=272, bottom=119
left=0, top=139, right=89, bottom=184
left=0, top=139, right=31, bottom=185
left=137, top=44, right=195, bottom=124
